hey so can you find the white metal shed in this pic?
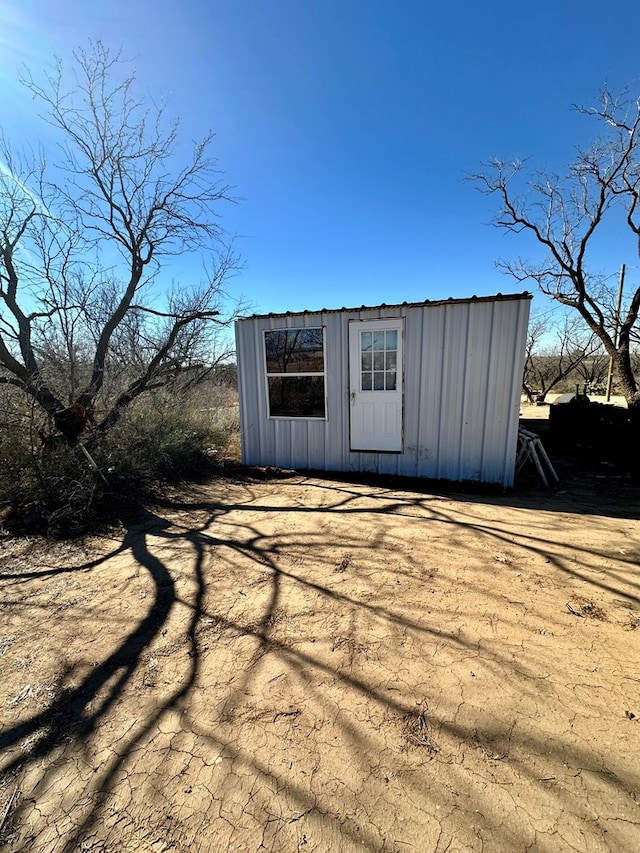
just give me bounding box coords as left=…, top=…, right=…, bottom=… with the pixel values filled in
left=235, top=293, right=531, bottom=486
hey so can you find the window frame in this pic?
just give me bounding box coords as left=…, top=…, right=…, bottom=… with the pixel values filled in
left=263, top=326, right=328, bottom=420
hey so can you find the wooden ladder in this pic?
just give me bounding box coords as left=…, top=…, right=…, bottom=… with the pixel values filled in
left=516, top=428, right=559, bottom=487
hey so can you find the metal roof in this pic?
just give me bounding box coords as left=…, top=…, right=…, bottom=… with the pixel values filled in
left=239, top=291, right=532, bottom=322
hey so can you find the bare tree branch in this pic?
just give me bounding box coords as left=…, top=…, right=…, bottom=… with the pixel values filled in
left=522, top=309, right=604, bottom=400
left=0, top=42, right=239, bottom=443
left=472, top=88, right=640, bottom=406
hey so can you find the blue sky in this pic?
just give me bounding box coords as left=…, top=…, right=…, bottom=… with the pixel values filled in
left=2, top=0, right=640, bottom=317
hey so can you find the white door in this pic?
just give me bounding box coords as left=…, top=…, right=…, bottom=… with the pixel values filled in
left=349, top=319, right=403, bottom=452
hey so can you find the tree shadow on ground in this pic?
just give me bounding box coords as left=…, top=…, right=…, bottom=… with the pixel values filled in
left=1, top=472, right=639, bottom=851
left=0, top=510, right=206, bottom=851
left=290, top=461, right=640, bottom=520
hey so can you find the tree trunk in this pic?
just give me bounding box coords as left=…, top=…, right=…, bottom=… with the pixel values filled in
left=613, top=351, right=640, bottom=407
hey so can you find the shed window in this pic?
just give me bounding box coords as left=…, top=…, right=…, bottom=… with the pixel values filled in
left=264, top=328, right=325, bottom=418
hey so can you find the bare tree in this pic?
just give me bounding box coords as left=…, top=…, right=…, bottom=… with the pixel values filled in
left=522, top=309, right=603, bottom=401
left=473, top=88, right=640, bottom=407
left=574, top=351, right=609, bottom=390
left=0, top=43, right=237, bottom=445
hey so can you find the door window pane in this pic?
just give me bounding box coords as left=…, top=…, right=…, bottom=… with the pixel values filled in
left=360, top=325, right=400, bottom=392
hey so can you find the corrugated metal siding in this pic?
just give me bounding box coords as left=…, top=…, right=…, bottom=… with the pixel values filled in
left=236, top=295, right=531, bottom=486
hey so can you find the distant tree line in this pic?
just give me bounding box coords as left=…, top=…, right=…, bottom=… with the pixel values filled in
left=521, top=308, right=632, bottom=402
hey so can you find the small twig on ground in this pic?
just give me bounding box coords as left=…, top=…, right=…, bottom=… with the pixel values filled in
left=0, top=786, right=19, bottom=837
left=8, top=684, right=32, bottom=707
left=273, top=709, right=301, bottom=722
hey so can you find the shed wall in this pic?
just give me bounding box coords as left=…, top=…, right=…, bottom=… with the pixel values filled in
left=235, top=297, right=530, bottom=486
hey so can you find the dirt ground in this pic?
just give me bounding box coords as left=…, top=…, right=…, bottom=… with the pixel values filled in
left=1, top=414, right=640, bottom=852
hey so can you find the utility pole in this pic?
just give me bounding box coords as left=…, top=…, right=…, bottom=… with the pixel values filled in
left=605, top=264, right=626, bottom=402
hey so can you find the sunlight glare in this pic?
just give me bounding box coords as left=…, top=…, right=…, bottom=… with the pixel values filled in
left=0, top=1, right=46, bottom=81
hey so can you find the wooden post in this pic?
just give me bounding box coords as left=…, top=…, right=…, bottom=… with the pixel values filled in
left=605, top=264, right=625, bottom=402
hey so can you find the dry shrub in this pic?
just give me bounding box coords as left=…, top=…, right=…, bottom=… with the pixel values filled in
left=0, top=386, right=239, bottom=536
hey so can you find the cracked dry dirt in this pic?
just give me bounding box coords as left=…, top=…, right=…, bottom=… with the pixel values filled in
left=1, top=472, right=639, bottom=852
